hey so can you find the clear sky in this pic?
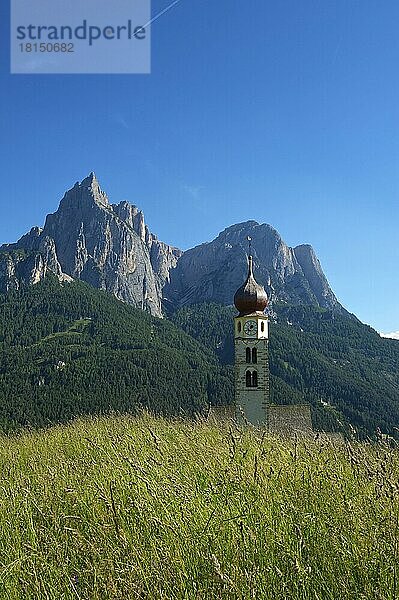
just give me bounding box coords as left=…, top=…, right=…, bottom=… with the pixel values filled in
left=0, top=1, right=398, bottom=333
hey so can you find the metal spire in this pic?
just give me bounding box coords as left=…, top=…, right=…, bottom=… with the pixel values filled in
left=246, top=236, right=253, bottom=276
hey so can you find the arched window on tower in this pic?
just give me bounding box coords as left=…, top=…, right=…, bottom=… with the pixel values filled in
left=261, top=321, right=265, bottom=332
left=252, top=371, right=258, bottom=387
left=246, top=370, right=252, bottom=387
left=252, top=348, right=257, bottom=364
left=245, top=370, right=258, bottom=388
left=238, top=321, right=242, bottom=333
left=246, top=347, right=251, bottom=363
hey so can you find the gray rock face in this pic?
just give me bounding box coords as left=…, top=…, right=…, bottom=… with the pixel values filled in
left=0, top=229, right=72, bottom=292
left=164, top=220, right=344, bottom=312
left=0, top=174, right=181, bottom=317
left=112, top=200, right=182, bottom=294
left=293, top=244, right=338, bottom=309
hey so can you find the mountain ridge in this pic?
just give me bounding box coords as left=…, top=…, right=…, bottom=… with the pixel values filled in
left=164, top=219, right=345, bottom=315
left=0, top=174, right=181, bottom=317
left=1, top=173, right=346, bottom=319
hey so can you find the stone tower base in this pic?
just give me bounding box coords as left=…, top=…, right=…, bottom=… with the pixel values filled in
left=267, top=404, right=313, bottom=435
left=209, top=403, right=313, bottom=435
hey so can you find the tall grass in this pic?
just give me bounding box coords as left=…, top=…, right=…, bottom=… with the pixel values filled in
left=0, top=413, right=398, bottom=599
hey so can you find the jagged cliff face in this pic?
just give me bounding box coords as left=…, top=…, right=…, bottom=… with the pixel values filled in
left=0, top=174, right=181, bottom=316
left=164, top=220, right=343, bottom=312
left=0, top=174, right=343, bottom=316
left=0, top=235, right=72, bottom=293
left=0, top=250, right=48, bottom=292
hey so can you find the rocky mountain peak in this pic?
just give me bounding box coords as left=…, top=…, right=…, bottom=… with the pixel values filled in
left=0, top=175, right=182, bottom=316
left=82, top=171, right=97, bottom=184
left=59, top=171, right=109, bottom=212
left=0, top=174, right=345, bottom=318
left=164, top=220, right=344, bottom=313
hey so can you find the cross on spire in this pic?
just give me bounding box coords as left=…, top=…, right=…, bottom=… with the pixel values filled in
left=247, top=235, right=252, bottom=257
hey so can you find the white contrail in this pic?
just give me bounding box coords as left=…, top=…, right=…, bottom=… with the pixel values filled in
left=141, top=0, right=184, bottom=30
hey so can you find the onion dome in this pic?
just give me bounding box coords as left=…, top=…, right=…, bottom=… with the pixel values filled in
left=234, top=255, right=268, bottom=315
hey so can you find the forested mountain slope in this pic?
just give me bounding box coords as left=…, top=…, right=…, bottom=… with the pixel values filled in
left=0, top=278, right=232, bottom=432
left=171, top=303, right=399, bottom=437
left=1, top=279, right=397, bottom=438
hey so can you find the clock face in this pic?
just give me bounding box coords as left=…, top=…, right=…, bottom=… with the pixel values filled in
left=243, top=320, right=257, bottom=336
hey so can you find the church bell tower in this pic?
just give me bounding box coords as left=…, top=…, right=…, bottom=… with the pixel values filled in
left=233, top=243, right=269, bottom=426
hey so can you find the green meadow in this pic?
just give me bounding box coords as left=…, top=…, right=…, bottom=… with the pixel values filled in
left=0, top=414, right=398, bottom=599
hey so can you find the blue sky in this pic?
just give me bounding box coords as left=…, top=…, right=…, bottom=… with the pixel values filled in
left=0, top=0, right=398, bottom=333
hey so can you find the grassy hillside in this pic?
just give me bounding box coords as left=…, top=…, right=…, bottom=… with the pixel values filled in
left=0, top=278, right=232, bottom=432
left=171, top=303, right=399, bottom=437
left=0, top=414, right=398, bottom=599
